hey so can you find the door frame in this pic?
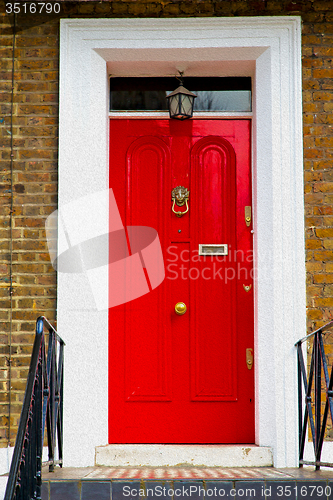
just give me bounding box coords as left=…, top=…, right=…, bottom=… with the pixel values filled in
left=58, top=17, right=305, bottom=468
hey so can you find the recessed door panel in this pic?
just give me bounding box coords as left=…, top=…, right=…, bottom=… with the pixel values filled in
left=125, top=136, right=171, bottom=401
left=190, top=137, right=237, bottom=401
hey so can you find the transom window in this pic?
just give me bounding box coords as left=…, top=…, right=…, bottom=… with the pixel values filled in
left=110, top=77, right=252, bottom=112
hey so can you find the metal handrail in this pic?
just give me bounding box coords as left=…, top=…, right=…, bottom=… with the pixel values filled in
left=4, top=317, right=65, bottom=500
left=295, top=320, right=333, bottom=470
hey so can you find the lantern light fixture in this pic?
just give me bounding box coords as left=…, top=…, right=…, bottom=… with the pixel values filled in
left=166, top=74, right=197, bottom=120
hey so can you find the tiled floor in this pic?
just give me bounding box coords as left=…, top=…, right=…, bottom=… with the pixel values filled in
left=79, top=467, right=333, bottom=480
left=42, top=466, right=333, bottom=480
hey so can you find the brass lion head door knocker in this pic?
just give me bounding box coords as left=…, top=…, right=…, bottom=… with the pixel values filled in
left=171, top=186, right=189, bottom=218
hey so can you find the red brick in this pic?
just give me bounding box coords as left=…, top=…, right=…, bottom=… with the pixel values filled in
left=313, top=250, right=333, bottom=261
left=314, top=182, right=333, bottom=193
left=111, top=3, right=128, bottom=14
left=316, top=228, right=333, bottom=238
left=306, top=239, right=322, bottom=249
left=323, top=240, right=333, bottom=249
left=314, top=206, right=333, bottom=215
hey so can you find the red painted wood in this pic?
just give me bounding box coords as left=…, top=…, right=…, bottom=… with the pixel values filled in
left=109, top=119, right=254, bottom=443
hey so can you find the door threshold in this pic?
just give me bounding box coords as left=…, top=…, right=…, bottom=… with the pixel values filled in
left=95, top=445, right=273, bottom=467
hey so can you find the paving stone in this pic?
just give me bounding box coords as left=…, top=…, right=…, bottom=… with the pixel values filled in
left=50, top=481, right=80, bottom=500
left=328, top=481, right=333, bottom=500
left=173, top=481, right=204, bottom=500
left=41, top=482, right=49, bottom=500
left=295, top=481, right=328, bottom=500
left=81, top=480, right=111, bottom=500
left=144, top=481, right=173, bottom=500
left=205, top=481, right=234, bottom=499
left=234, top=480, right=265, bottom=500
left=264, top=480, right=296, bottom=500
left=112, top=480, right=142, bottom=500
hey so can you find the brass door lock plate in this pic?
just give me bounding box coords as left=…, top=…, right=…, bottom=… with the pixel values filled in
left=245, top=206, right=251, bottom=227
left=246, top=348, right=253, bottom=370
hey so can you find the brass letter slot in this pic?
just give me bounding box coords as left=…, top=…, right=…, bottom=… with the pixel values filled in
left=199, top=244, right=228, bottom=256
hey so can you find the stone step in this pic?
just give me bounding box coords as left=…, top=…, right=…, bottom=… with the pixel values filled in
left=41, top=466, right=333, bottom=500
left=95, top=445, right=273, bottom=468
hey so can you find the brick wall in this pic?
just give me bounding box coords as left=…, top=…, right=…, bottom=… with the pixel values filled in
left=0, top=8, right=59, bottom=446
left=0, top=0, right=333, bottom=446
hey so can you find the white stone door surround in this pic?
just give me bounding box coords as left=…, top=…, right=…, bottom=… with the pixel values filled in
left=57, top=17, right=305, bottom=468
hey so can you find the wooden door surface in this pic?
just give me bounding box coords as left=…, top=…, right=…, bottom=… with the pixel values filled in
left=109, top=119, right=254, bottom=443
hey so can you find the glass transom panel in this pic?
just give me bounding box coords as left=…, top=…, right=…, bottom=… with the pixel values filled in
left=110, top=77, right=252, bottom=112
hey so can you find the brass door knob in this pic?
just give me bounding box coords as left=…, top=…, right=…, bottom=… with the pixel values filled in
left=175, top=302, right=187, bottom=315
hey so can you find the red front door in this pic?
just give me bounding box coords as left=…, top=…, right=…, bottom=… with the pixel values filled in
left=109, top=119, right=254, bottom=443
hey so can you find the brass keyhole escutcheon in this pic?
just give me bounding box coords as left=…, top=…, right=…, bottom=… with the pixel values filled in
left=243, top=284, right=252, bottom=292
left=246, top=348, right=253, bottom=370
left=175, top=302, right=187, bottom=315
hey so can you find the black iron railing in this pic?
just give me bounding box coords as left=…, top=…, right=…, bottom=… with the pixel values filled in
left=4, top=316, right=65, bottom=500
left=296, top=320, right=333, bottom=470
